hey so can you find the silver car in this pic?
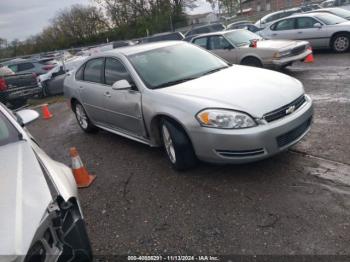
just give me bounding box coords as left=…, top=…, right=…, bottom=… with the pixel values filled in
left=0, top=104, right=92, bottom=261
left=64, top=42, right=313, bottom=170
left=190, top=29, right=312, bottom=68
left=259, top=12, right=350, bottom=52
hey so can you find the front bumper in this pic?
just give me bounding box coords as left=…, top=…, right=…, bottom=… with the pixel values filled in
left=271, top=49, right=312, bottom=67
left=189, top=95, right=313, bottom=164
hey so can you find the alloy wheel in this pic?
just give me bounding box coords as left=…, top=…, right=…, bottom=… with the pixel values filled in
left=75, top=104, right=88, bottom=129
left=162, top=125, right=176, bottom=164
left=334, top=36, right=349, bottom=52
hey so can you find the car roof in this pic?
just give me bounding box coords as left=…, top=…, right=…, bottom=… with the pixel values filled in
left=190, top=29, right=246, bottom=39
left=103, top=41, right=183, bottom=56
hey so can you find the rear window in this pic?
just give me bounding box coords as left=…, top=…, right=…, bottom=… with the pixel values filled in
left=0, top=110, right=21, bottom=147
left=17, top=62, right=35, bottom=72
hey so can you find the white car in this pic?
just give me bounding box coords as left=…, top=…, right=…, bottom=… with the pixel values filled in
left=0, top=104, right=92, bottom=261
left=255, top=8, right=302, bottom=29
left=259, top=12, right=350, bottom=52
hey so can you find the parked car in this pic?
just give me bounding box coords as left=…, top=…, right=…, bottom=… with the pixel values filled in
left=300, top=3, right=321, bottom=11
left=255, top=8, right=302, bottom=29
left=38, top=56, right=87, bottom=96
left=185, top=23, right=226, bottom=37
left=1, top=59, right=55, bottom=75
left=64, top=41, right=313, bottom=170
left=321, top=0, right=336, bottom=7
left=190, top=29, right=312, bottom=69
left=0, top=103, right=92, bottom=261
left=226, top=21, right=262, bottom=32
left=307, top=7, right=350, bottom=20
left=259, top=13, right=350, bottom=52
left=0, top=66, right=41, bottom=108
left=321, top=0, right=350, bottom=9
left=137, top=32, right=185, bottom=43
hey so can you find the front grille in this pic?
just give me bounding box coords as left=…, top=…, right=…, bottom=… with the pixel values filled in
left=276, top=117, right=312, bottom=148
left=216, top=148, right=265, bottom=158
left=264, top=95, right=306, bottom=123
left=291, top=45, right=306, bottom=56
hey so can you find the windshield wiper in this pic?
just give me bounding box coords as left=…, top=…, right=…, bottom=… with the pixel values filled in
left=153, top=76, right=198, bottom=89
left=200, top=66, right=228, bottom=76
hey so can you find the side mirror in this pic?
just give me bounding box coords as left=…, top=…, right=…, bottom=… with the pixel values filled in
left=314, top=23, right=322, bottom=28
left=112, top=79, right=132, bottom=90
left=261, top=20, right=266, bottom=24
left=16, top=109, right=39, bottom=126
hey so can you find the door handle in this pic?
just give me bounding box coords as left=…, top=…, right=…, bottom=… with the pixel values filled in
left=272, top=33, right=277, bottom=36
left=104, top=91, right=111, bottom=98
left=297, top=31, right=303, bottom=34
left=79, top=86, right=83, bottom=89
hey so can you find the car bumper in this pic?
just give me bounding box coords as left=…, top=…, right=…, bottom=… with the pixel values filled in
left=6, top=86, right=42, bottom=100
left=189, top=95, right=313, bottom=164
left=271, top=49, right=312, bottom=67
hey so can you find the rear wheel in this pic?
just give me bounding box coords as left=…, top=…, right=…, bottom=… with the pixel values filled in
left=74, top=102, right=98, bottom=133
left=241, top=57, right=263, bottom=68
left=331, top=34, right=350, bottom=53
left=161, top=119, right=197, bottom=171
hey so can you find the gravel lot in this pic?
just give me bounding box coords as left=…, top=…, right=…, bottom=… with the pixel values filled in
left=27, top=51, right=350, bottom=256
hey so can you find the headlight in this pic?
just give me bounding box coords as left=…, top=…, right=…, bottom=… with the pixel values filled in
left=196, top=109, right=257, bottom=129
left=274, top=50, right=291, bottom=58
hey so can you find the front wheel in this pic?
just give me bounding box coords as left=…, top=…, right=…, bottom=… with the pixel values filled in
left=74, top=102, right=98, bottom=133
left=161, top=119, right=197, bottom=171
left=240, top=57, right=263, bottom=68
left=331, top=34, right=350, bottom=53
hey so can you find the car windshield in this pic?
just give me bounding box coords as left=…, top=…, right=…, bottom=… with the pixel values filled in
left=224, top=30, right=262, bottom=47
left=128, top=43, right=229, bottom=89
left=0, top=110, right=21, bottom=147
left=314, top=13, right=348, bottom=24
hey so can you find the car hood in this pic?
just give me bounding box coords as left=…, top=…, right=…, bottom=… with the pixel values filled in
left=251, top=39, right=307, bottom=50
left=157, top=65, right=304, bottom=117
left=0, top=141, right=52, bottom=256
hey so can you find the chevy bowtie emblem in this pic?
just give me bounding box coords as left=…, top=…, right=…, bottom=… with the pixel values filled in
left=286, top=105, right=296, bottom=115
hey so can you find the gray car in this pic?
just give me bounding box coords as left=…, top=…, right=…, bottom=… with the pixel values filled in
left=64, top=42, right=313, bottom=170
left=2, top=59, right=55, bottom=75
left=0, top=104, right=92, bottom=260
left=259, top=12, right=350, bottom=52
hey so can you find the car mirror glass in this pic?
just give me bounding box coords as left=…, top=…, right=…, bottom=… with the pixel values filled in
left=112, top=79, right=132, bottom=90
left=16, top=109, right=39, bottom=126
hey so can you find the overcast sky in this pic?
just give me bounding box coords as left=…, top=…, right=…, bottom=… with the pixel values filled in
left=0, top=0, right=214, bottom=42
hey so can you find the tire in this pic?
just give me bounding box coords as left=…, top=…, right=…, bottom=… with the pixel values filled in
left=240, top=57, right=263, bottom=68
left=73, top=102, right=98, bottom=133
left=10, top=98, right=27, bottom=109
left=161, top=119, right=197, bottom=171
left=331, top=34, right=350, bottom=53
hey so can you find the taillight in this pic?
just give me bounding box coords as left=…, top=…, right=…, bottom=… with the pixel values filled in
left=42, top=65, right=55, bottom=71
left=0, top=77, right=7, bottom=91
left=32, top=72, right=37, bottom=78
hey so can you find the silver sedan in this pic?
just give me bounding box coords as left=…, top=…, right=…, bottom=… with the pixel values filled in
left=259, top=12, right=350, bottom=52
left=64, top=41, right=313, bottom=170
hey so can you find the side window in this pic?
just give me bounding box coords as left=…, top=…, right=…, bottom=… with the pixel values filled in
left=273, top=18, right=296, bottom=30
left=83, top=58, right=104, bottom=83
left=76, top=65, right=84, bottom=80
left=17, top=63, right=35, bottom=72
left=104, top=58, right=132, bottom=85
left=297, top=17, right=319, bottom=29
left=193, top=37, right=208, bottom=49
left=208, top=36, right=232, bottom=50
left=8, top=64, right=18, bottom=73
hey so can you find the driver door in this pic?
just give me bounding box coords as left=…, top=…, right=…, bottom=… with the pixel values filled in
left=102, top=57, right=145, bottom=137
left=208, top=35, right=238, bottom=64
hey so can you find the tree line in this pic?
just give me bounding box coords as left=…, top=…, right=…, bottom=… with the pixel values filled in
left=0, top=0, right=240, bottom=59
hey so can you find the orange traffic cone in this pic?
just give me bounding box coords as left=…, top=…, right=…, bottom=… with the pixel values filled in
left=304, top=48, right=314, bottom=63
left=70, top=147, right=96, bottom=188
left=41, top=104, right=53, bottom=119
